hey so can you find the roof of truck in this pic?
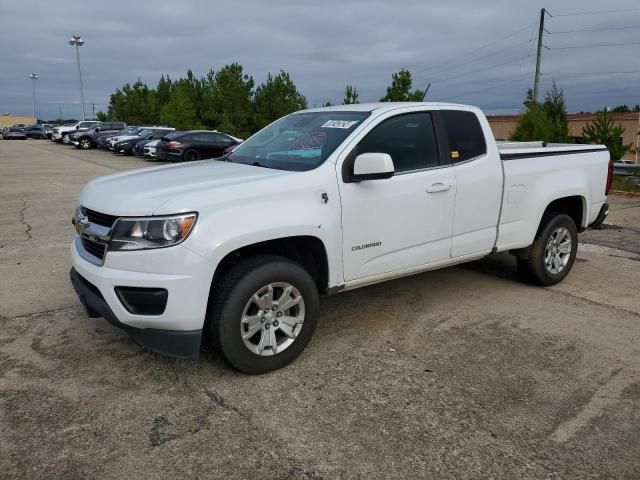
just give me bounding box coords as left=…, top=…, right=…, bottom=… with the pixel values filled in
left=301, top=102, right=477, bottom=113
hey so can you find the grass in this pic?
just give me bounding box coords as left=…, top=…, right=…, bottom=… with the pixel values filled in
left=611, top=176, right=640, bottom=193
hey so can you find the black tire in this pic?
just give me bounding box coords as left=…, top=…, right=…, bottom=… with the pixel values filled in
left=61, top=133, right=69, bottom=144
left=79, top=138, right=92, bottom=150
left=184, top=149, right=200, bottom=162
left=518, top=213, right=578, bottom=286
left=206, top=255, right=320, bottom=374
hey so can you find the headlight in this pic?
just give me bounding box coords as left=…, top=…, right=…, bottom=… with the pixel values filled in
left=109, top=213, right=197, bottom=251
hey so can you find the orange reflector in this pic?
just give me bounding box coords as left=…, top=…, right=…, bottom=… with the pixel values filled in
left=179, top=216, right=195, bottom=239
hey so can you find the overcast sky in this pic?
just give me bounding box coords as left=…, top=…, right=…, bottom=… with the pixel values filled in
left=1, top=0, right=639, bottom=120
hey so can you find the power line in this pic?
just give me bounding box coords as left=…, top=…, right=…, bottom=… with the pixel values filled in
left=542, top=70, right=640, bottom=76
left=448, top=77, right=529, bottom=100
left=412, top=22, right=535, bottom=78
left=551, top=41, right=640, bottom=49
left=430, top=54, right=533, bottom=86
left=551, top=25, right=640, bottom=34
left=420, top=39, right=533, bottom=80
left=551, top=8, right=640, bottom=17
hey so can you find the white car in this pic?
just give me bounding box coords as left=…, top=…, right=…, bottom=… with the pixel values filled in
left=70, top=102, right=611, bottom=374
left=143, top=139, right=161, bottom=158
left=51, top=121, right=99, bottom=143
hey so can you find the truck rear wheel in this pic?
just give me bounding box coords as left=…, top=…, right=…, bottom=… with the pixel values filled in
left=206, top=255, right=320, bottom=374
left=518, top=213, right=578, bottom=286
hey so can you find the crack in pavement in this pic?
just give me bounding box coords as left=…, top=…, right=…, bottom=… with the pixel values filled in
left=548, top=288, right=640, bottom=319
left=18, top=198, right=33, bottom=242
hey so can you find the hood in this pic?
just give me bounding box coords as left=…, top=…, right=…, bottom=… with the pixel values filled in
left=79, top=160, right=293, bottom=216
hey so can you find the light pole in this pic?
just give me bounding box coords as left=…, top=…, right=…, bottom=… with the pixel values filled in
left=69, top=35, right=85, bottom=121
left=29, top=73, right=38, bottom=124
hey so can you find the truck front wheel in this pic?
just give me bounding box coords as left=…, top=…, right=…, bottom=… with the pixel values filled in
left=518, top=213, right=578, bottom=286
left=206, top=255, right=320, bottom=374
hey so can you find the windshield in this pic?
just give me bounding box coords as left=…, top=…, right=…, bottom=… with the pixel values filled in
left=228, top=111, right=370, bottom=171
left=137, top=129, right=153, bottom=137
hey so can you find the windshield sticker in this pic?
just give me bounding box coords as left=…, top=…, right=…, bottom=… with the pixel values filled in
left=321, top=120, right=360, bottom=129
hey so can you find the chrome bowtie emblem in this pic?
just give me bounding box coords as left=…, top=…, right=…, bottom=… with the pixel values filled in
left=75, top=215, right=90, bottom=234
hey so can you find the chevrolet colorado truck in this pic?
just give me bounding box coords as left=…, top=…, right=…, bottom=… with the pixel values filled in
left=70, top=102, right=611, bottom=374
left=52, top=121, right=99, bottom=143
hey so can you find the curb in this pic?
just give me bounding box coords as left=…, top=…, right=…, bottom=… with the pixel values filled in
left=610, top=190, right=640, bottom=197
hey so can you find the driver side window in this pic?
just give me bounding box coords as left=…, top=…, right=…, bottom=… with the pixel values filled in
left=355, top=113, right=439, bottom=173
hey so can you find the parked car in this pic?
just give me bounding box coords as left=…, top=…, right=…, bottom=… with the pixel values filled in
left=3, top=127, right=27, bottom=140
left=155, top=130, right=242, bottom=162
left=95, top=127, right=138, bottom=149
left=69, top=102, right=611, bottom=374
left=42, top=124, right=54, bottom=138
left=111, top=128, right=174, bottom=155
left=70, top=121, right=127, bottom=149
left=132, top=130, right=176, bottom=156
left=107, top=126, right=173, bottom=150
left=52, top=121, right=99, bottom=143
left=23, top=124, right=48, bottom=139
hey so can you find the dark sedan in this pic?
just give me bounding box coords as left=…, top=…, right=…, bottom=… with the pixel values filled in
left=155, top=130, right=241, bottom=162
left=111, top=128, right=174, bottom=155
left=3, top=127, right=27, bottom=140
left=23, top=125, right=48, bottom=139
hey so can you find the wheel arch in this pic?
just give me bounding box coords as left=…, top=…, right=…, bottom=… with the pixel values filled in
left=208, top=235, right=330, bottom=300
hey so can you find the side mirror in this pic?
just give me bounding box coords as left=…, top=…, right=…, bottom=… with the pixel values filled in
left=95, top=127, right=100, bottom=132
left=350, top=153, right=395, bottom=182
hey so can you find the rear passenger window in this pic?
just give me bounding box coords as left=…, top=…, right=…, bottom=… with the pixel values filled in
left=440, top=110, right=486, bottom=163
left=356, top=113, right=439, bottom=173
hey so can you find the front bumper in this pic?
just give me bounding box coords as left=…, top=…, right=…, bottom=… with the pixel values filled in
left=70, top=237, right=214, bottom=358
left=70, top=268, right=202, bottom=358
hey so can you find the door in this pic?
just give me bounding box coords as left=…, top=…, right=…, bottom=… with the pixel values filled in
left=339, top=112, right=456, bottom=281
left=438, top=110, right=502, bottom=257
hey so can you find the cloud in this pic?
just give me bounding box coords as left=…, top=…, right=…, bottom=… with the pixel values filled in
left=1, top=0, right=638, bottom=119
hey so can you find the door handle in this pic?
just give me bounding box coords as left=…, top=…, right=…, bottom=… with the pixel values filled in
left=426, top=182, right=451, bottom=193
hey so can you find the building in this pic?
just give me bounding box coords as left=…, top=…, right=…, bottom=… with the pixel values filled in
left=0, top=114, right=36, bottom=128
left=487, top=112, right=640, bottom=162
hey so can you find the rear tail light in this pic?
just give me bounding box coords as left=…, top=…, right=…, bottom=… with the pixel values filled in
left=605, top=159, right=613, bottom=195
left=167, top=141, right=182, bottom=148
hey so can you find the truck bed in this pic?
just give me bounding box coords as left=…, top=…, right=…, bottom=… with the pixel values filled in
left=497, top=141, right=608, bottom=160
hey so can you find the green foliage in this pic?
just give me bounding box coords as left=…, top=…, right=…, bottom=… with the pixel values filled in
left=611, top=105, right=630, bottom=113
left=343, top=85, right=359, bottom=104
left=201, top=63, right=255, bottom=138
left=582, top=110, right=632, bottom=160
left=253, top=71, right=307, bottom=129
left=380, top=69, right=424, bottom=102
left=511, top=84, right=569, bottom=143
left=159, top=83, right=196, bottom=131
left=95, top=111, right=108, bottom=122
left=107, top=65, right=306, bottom=136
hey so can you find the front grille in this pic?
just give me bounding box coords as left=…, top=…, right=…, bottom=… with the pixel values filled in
left=82, top=207, right=119, bottom=228
left=81, top=237, right=107, bottom=261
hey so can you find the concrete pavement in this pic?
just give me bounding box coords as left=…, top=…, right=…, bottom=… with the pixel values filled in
left=1, top=139, right=639, bottom=479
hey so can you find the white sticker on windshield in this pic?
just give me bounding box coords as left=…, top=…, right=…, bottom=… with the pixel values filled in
left=321, top=120, right=359, bottom=129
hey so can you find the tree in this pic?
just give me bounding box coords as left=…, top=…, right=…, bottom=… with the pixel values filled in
left=582, top=110, right=632, bottom=160
left=511, top=84, right=569, bottom=143
left=201, top=63, right=255, bottom=137
left=380, top=69, right=424, bottom=102
left=159, top=83, right=197, bottom=130
left=611, top=105, right=630, bottom=113
left=343, top=85, right=359, bottom=104
left=541, top=83, right=569, bottom=143
left=254, top=71, right=307, bottom=129
left=95, top=111, right=108, bottom=122
left=633, top=104, right=640, bottom=113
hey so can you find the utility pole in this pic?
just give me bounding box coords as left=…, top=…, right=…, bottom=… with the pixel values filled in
left=58, top=105, right=62, bottom=124
left=91, top=102, right=95, bottom=119
left=533, top=8, right=550, bottom=102
left=29, top=73, right=39, bottom=124
left=635, top=112, right=639, bottom=164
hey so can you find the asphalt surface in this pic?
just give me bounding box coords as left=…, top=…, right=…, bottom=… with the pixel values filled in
left=1, top=139, right=640, bottom=479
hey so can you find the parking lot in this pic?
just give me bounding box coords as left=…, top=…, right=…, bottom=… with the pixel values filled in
left=1, top=139, right=640, bottom=479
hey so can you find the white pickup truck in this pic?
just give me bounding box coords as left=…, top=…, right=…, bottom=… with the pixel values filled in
left=70, top=102, right=611, bottom=374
